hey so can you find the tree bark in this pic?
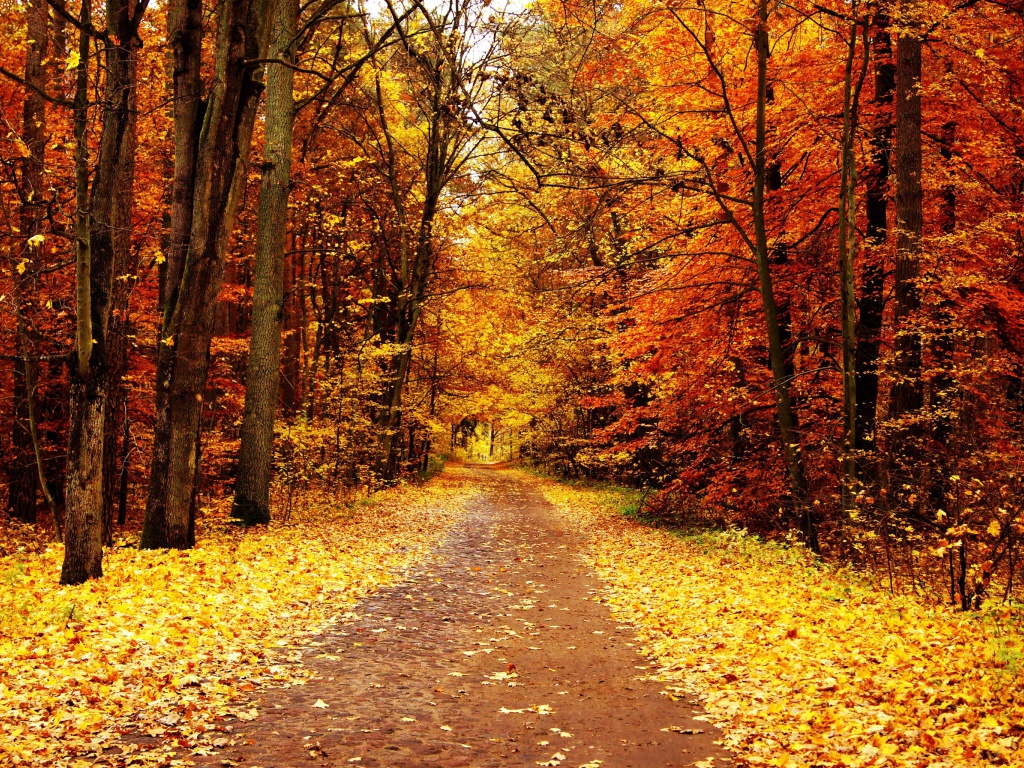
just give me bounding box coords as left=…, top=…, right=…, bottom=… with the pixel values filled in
left=102, top=35, right=139, bottom=545
left=62, top=0, right=142, bottom=583
left=62, top=0, right=101, bottom=585
left=280, top=241, right=302, bottom=415
left=142, top=0, right=276, bottom=549
left=932, top=120, right=957, bottom=446
left=142, top=0, right=204, bottom=548
left=839, top=12, right=870, bottom=511
left=753, top=0, right=818, bottom=552
left=62, top=381, right=105, bottom=583
left=7, top=0, right=50, bottom=525
left=232, top=0, right=298, bottom=526
left=889, top=12, right=924, bottom=420
left=854, top=12, right=895, bottom=453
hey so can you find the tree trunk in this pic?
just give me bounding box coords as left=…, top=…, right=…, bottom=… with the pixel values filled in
left=8, top=364, right=39, bottom=524
left=117, top=405, right=131, bottom=527
left=62, top=0, right=100, bottom=584
left=142, top=0, right=275, bottom=549
left=838, top=12, right=870, bottom=511
left=62, top=0, right=141, bottom=583
left=25, top=354, right=61, bottom=537
left=889, top=13, right=924, bottom=420
left=7, top=0, right=49, bottom=525
left=280, top=242, right=302, bottom=415
left=854, top=13, right=895, bottom=453
left=62, top=380, right=105, bottom=583
left=142, top=0, right=204, bottom=548
left=101, top=37, right=139, bottom=545
left=932, top=119, right=957, bottom=444
left=372, top=142, right=442, bottom=481
left=753, top=0, right=818, bottom=552
left=233, top=0, right=297, bottom=526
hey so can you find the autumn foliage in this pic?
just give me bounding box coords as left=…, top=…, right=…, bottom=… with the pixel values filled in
left=1, top=0, right=1024, bottom=759
left=471, top=0, right=1024, bottom=607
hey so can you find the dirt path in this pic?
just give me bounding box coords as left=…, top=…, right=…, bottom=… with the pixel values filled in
left=196, top=468, right=728, bottom=767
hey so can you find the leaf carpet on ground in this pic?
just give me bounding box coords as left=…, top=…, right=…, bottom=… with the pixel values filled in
left=535, top=477, right=1024, bottom=768
left=0, top=476, right=474, bottom=767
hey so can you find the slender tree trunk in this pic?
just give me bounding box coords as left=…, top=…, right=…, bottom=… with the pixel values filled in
left=233, top=0, right=297, bottom=525
left=753, top=0, right=818, bottom=552
left=25, top=357, right=61, bottom=535
left=889, top=11, right=924, bottom=421
left=142, top=0, right=276, bottom=549
left=928, top=120, right=957, bottom=511
left=8, top=0, right=50, bottom=525
left=9, top=362, right=39, bottom=523
left=854, top=13, right=895, bottom=453
left=932, top=119, right=957, bottom=445
left=142, top=0, right=204, bottom=548
left=839, top=12, right=870, bottom=512
left=117, top=404, right=131, bottom=526
left=101, top=37, right=139, bottom=545
left=281, top=241, right=302, bottom=415
left=374, top=165, right=441, bottom=480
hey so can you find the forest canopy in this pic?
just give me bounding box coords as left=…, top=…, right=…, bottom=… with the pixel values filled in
left=0, top=0, right=1022, bottom=609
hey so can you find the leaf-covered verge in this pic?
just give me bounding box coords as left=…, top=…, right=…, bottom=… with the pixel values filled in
left=532, top=474, right=1024, bottom=768
left=0, top=474, right=475, bottom=767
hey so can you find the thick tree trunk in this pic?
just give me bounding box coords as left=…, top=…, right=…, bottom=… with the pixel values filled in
left=143, top=0, right=204, bottom=548
left=890, top=18, right=924, bottom=419
left=854, top=14, right=895, bottom=453
left=62, top=0, right=100, bottom=584
left=61, top=380, right=106, bottom=582
left=753, top=0, right=818, bottom=552
left=142, top=0, right=275, bottom=548
left=233, top=0, right=297, bottom=526
left=62, top=0, right=141, bottom=583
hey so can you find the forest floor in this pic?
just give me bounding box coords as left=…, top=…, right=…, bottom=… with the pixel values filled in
left=184, top=465, right=726, bottom=768
left=3, top=466, right=1023, bottom=767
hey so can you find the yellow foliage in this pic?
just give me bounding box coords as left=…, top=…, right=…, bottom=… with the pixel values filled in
left=0, top=477, right=473, bottom=766
left=536, top=478, right=1024, bottom=768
